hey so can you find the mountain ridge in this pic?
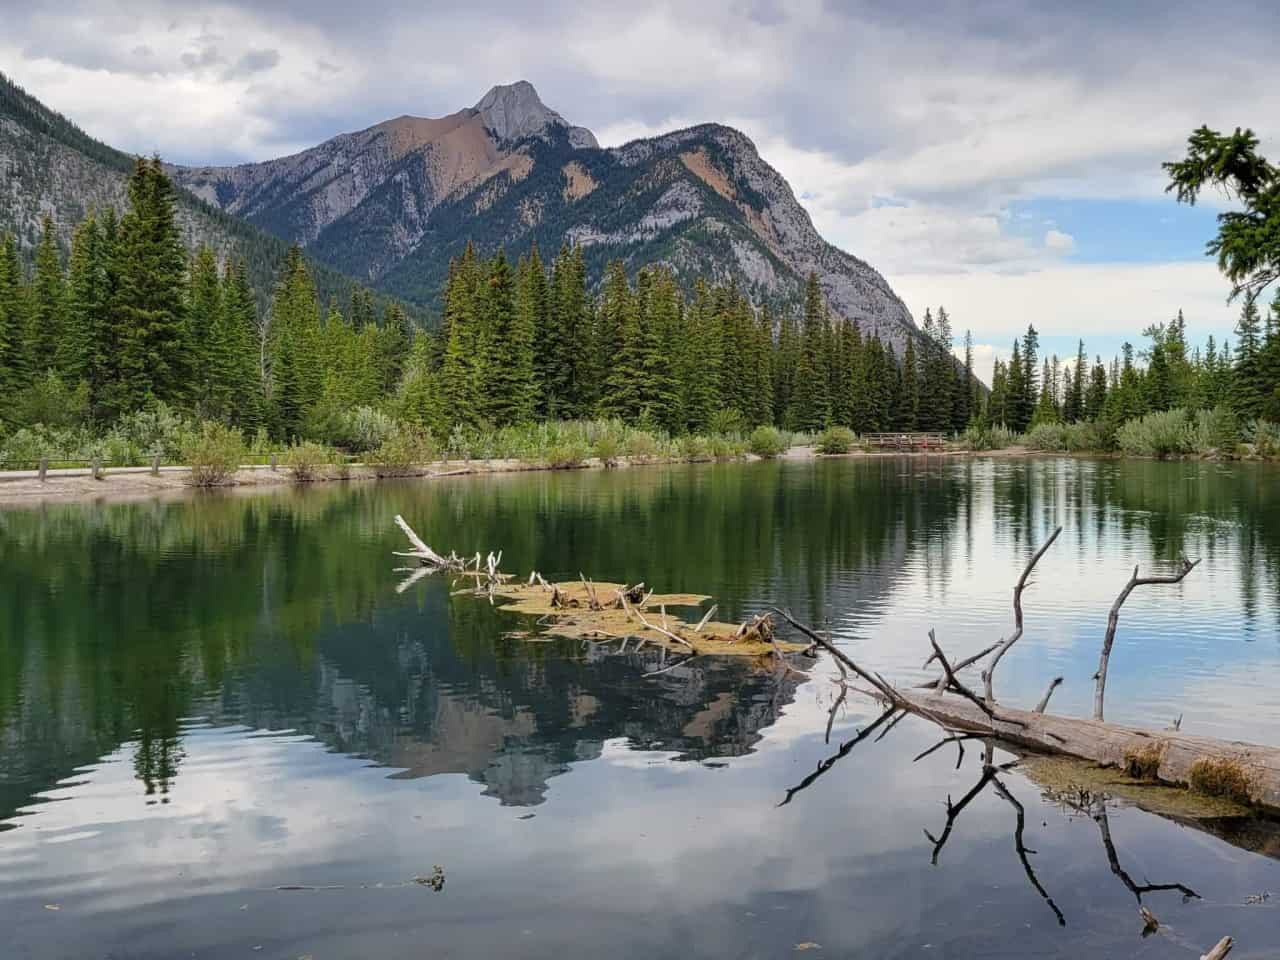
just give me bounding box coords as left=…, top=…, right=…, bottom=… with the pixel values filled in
left=0, top=69, right=413, bottom=318
left=171, top=81, right=919, bottom=351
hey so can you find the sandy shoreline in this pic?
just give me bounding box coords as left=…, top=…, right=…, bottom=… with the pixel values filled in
left=0, top=445, right=1026, bottom=509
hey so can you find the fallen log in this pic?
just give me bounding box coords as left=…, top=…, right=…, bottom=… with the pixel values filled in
left=886, top=686, right=1280, bottom=814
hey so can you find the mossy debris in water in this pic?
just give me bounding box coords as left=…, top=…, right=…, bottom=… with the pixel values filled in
left=1122, top=741, right=1167, bottom=781
left=476, top=579, right=808, bottom=657
left=1022, top=755, right=1252, bottom=819
left=1189, top=756, right=1256, bottom=806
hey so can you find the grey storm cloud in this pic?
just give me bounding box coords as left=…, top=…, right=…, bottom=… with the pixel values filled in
left=3, top=0, right=1279, bottom=203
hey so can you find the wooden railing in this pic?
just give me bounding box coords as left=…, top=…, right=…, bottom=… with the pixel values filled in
left=863, top=432, right=949, bottom=450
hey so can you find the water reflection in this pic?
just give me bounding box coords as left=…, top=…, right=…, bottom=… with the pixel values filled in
left=2, top=457, right=1280, bottom=957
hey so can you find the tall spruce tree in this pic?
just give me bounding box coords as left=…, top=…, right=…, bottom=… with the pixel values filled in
left=1231, top=296, right=1265, bottom=422
left=28, top=215, right=66, bottom=379
left=792, top=273, right=831, bottom=431
left=105, top=158, right=190, bottom=417
left=486, top=250, right=537, bottom=425
left=60, top=215, right=105, bottom=395
left=268, top=246, right=323, bottom=439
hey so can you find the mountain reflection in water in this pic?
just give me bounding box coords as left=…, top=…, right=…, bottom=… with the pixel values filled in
left=2, top=457, right=1280, bottom=958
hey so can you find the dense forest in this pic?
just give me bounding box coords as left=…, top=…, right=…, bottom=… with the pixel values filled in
left=0, top=158, right=979, bottom=447
left=985, top=302, right=1280, bottom=433
left=3, top=156, right=1280, bottom=463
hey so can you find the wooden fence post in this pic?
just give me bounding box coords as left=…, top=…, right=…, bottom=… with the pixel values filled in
left=38, top=456, right=48, bottom=482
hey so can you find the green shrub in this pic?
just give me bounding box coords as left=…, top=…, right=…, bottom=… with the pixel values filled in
left=10, top=371, right=91, bottom=429
left=707, top=408, right=746, bottom=437
left=710, top=436, right=746, bottom=460
left=1116, top=408, right=1193, bottom=458
left=748, top=425, right=788, bottom=458
left=1247, top=419, right=1280, bottom=459
left=1189, top=406, right=1241, bottom=455
left=592, top=434, right=622, bottom=466
left=815, top=425, right=857, bottom=455
left=114, top=403, right=198, bottom=462
left=959, top=422, right=1020, bottom=451
left=368, top=429, right=437, bottom=477
left=183, top=422, right=246, bottom=487
left=1024, top=422, right=1067, bottom=451
left=544, top=438, right=590, bottom=469
left=283, top=441, right=336, bottom=482
left=624, top=430, right=662, bottom=461
left=677, top=434, right=712, bottom=462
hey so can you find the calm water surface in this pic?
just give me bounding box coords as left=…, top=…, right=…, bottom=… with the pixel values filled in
left=2, top=457, right=1279, bottom=958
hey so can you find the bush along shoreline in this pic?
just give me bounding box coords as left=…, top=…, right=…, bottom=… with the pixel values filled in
left=3, top=404, right=1278, bottom=495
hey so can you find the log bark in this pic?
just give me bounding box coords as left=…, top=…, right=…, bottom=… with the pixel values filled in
left=1201, top=936, right=1234, bottom=960
left=892, top=687, right=1280, bottom=814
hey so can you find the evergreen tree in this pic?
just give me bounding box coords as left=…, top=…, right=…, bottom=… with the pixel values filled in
left=60, top=215, right=105, bottom=395
left=103, top=158, right=190, bottom=417
left=441, top=244, right=482, bottom=428
left=486, top=250, right=537, bottom=425
left=221, top=259, right=264, bottom=431
left=988, top=359, right=1009, bottom=427
left=376, top=304, right=410, bottom=396
left=395, top=330, right=445, bottom=436
left=956, top=329, right=976, bottom=429
left=0, top=232, right=20, bottom=401
left=268, top=245, right=323, bottom=439
left=1231, top=296, right=1266, bottom=422
left=28, top=215, right=66, bottom=378
left=792, top=273, right=831, bottom=431
left=186, top=245, right=224, bottom=418
left=1004, top=340, right=1026, bottom=429
left=900, top=335, right=920, bottom=430
left=772, top=305, right=798, bottom=429
left=641, top=270, right=682, bottom=431
left=1260, top=291, right=1280, bottom=422
left=1064, top=339, right=1086, bottom=422
left=1086, top=357, right=1108, bottom=420
left=597, top=261, right=643, bottom=420
left=1018, top=325, right=1040, bottom=431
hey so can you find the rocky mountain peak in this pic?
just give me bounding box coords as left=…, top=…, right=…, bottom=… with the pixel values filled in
left=473, top=81, right=598, bottom=149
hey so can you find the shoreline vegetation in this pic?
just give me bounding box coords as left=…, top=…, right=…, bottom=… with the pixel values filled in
left=2, top=412, right=1277, bottom=507
left=4, top=138, right=1280, bottom=504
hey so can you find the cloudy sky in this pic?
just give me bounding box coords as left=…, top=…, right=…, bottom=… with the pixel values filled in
left=3, top=0, right=1274, bottom=379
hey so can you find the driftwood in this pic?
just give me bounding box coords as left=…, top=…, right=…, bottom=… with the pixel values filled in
left=1094, top=557, right=1201, bottom=721
left=886, top=687, right=1280, bottom=811
left=982, top=525, right=1062, bottom=704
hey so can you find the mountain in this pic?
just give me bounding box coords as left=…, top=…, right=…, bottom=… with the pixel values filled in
left=172, top=82, right=918, bottom=348
left=0, top=70, right=410, bottom=317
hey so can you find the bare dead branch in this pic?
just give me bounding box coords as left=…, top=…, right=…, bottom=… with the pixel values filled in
left=984, top=525, right=1063, bottom=704
left=874, top=708, right=909, bottom=743
left=694, top=604, right=718, bottom=632
left=772, top=607, right=899, bottom=704
left=1034, top=677, right=1063, bottom=714
left=777, top=706, right=898, bottom=807
left=1201, top=936, right=1234, bottom=960
left=1094, top=557, right=1201, bottom=720
left=923, top=767, right=996, bottom=865
left=991, top=775, right=1066, bottom=926
left=912, top=733, right=978, bottom=767
left=929, top=630, right=998, bottom=722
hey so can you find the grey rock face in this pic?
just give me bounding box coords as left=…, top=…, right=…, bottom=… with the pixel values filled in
left=474, top=81, right=598, bottom=149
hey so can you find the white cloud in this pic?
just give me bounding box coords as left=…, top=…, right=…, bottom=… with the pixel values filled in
left=892, top=260, right=1237, bottom=370
left=1044, top=229, right=1075, bottom=253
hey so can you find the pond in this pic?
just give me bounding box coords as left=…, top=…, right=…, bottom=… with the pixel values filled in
left=2, top=456, right=1279, bottom=958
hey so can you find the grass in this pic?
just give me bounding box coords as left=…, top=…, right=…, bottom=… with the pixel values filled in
left=1188, top=756, right=1254, bottom=805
